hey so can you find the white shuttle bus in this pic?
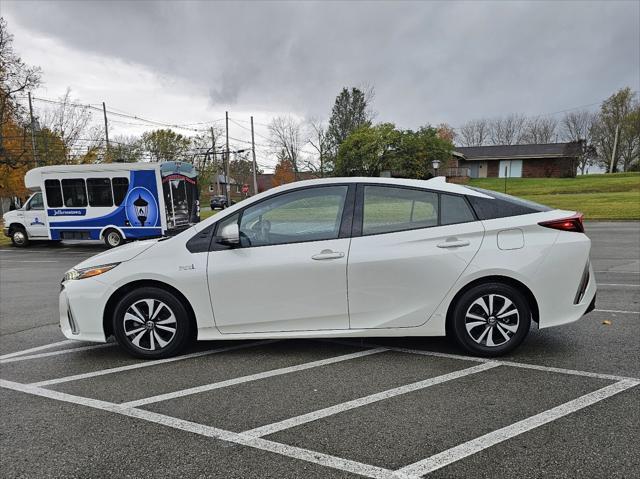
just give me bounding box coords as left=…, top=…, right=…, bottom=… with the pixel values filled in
left=2, top=162, right=199, bottom=248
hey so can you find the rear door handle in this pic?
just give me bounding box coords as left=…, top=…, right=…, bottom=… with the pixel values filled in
left=437, top=240, right=470, bottom=248
left=312, top=250, right=345, bottom=260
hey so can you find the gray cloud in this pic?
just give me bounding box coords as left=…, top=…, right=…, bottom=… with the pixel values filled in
left=3, top=0, right=639, bottom=128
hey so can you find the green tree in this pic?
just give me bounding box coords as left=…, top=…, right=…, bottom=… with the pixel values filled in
left=335, top=123, right=453, bottom=178
left=141, top=129, right=191, bottom=162
left=327, top=87, right=373, bottom=160
left=592, top=87, right=639, bottom=172
left=335, top=123, right=399, bottom=176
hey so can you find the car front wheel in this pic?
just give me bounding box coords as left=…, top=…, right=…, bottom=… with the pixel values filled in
left=450, top=283, right=531, bottom=357
left=113, top=287, right=193, bottom=359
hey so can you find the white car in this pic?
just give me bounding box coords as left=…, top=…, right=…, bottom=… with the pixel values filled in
left=59, top=177, right=596, bottom=359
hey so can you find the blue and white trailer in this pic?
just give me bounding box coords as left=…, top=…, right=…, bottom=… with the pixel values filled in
left=2, top=162, right=199, bottom=248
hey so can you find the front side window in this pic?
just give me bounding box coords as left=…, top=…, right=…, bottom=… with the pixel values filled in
left=239, top=186, right=348, bottom=247
left=87, top=178, right=114, bottom=207
left=44, top=179, right=63, bottom=207
left=61, top=179, right=87, bottom=207
left=362, top=186, right=438, bottom=235
left=27, top=192, right=44, bottom=210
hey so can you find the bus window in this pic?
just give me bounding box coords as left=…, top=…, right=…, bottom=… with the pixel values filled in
left=61, top=179, right=88, bottom=207
left=44, top=179, right=63, bottom=207
left=112, top=177, right=129, bottom=206
left=87, top=178, right=113, bottom=207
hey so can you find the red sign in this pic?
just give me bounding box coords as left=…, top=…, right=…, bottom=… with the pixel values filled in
left=242, top=184, right=249, bottom=194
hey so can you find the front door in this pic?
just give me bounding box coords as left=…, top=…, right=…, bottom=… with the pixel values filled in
left=348, top=185, right=484, bottom=329
left=23, top=192, right=49, bottom=238
left=208, top=185, right=353, bottom=334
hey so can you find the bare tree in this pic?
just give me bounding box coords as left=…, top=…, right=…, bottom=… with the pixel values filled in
left=40, top=88, right=101, bottom=163
left=521, top=117, right=558, bottom=144
left=269, top=115, right=302, bottom=179
left=457, top=118, right=489, bottom=146
left=488, top=114, right=527, bottom=145
left=561, top=110, right=597, bottom=174
left=306, top=118, right=330, bottom=177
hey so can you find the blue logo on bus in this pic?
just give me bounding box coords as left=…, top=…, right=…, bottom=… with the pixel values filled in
left=125, top=187, right=159, bottom=227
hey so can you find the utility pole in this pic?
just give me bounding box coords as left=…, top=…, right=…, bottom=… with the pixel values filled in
left=28, top=92, right=38, bottom=167
left=225, top=111, right=230, bottom=204
left=211, top=127, right=221, bottom=196
left=609, top=124, right=620, bottom=174
left=102, top=102, right=111, bottom=161
left=250, top=116, right=258, bottom=195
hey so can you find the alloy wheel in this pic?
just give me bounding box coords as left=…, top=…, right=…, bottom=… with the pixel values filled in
left=123, top=299, right=177, bottom=351
left=107, top=231, right=121, bottom=247
left=464, top=294, right=520, bottom=347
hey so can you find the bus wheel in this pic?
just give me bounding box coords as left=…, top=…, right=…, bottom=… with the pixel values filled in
left=103, top=229, right=124, bottom=248
left=11, top=227, right=29, bottom=247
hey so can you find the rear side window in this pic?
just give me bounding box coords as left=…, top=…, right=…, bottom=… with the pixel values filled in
left=87, top=178, right=113, bottom=207
left=61, top=179, right=87, bottom=207
left=112, top=177, right=129, bottom=206
left=466, top=186, right=551, bottom=220
left=44, top=179, right=63, bottom=207
left=362, top=186, right=438, bottom=235
left=441, top=194, right=476, bottom=225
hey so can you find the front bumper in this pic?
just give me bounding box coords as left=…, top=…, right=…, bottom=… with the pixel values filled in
left=59, top=278, right=113, bottom=343
left=3, top=226, right=10, bottom=238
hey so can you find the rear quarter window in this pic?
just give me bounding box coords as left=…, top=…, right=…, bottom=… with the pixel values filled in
left=465, top=186, right=551, bottom=220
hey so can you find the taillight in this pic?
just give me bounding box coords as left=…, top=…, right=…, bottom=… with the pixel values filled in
left=538, top=213, right=584, bottom=233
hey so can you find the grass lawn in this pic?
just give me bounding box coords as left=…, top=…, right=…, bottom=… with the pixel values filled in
left=469, top=172, right=640, bottom=220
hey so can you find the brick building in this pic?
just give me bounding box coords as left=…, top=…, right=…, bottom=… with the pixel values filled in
left=453, top=142, right=583, bottom=178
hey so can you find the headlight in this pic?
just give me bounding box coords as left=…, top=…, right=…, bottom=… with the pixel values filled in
left=63, top=263, right=120, bottom=282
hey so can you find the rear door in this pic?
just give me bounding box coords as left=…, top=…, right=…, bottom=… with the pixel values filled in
left=347, top=185, right=484, bottom=329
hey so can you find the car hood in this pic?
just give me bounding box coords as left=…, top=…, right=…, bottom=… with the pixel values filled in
left=73, top=238, right=160, bottom=270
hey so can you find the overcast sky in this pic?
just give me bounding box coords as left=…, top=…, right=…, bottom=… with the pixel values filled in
left=1, top=0, right=639, bottom=166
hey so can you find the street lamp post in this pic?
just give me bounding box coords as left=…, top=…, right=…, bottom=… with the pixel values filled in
left=432, top=159, right=441, bottom=177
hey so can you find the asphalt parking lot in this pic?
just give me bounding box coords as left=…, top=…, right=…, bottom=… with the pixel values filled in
left=0, top=221, right=638, bottom=479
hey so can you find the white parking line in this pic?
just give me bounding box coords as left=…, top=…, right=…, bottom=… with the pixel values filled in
left=0, top=379, right=406, bottom=479
left=0, top=260, right=60, bottom=263
left=594, top=308, right=640, bottom=315
left=31, top=340, right=277, bottom=387
left=396, top=379, right=639, bottom=477
left=0, top=343, right=116, bottom=364
left=119, top=348, right=388, bottom=408
left=243, top=362, right=499, bottom=438
left=594, top=271, right=640, bottom=274
left=0, top=339, right=76, bottom=360
left=597, top=283, right=639, bottom=287
left=324, top=340, right=639, bottom=382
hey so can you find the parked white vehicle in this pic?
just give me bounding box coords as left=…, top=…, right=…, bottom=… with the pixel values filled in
left=59, top=177, right=596, bottom=358
left=2, top=162, right=199, bottom=248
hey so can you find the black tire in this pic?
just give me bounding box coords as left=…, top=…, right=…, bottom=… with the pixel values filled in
left=450, top=282, right=531, bottom=357
left=113, top=287, right=193, bottom=359
left=103, top=228, right=124, bottom=248
left=10, top=226, right=29, bottom=247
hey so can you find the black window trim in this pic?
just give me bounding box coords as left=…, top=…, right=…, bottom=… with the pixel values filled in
left=352, top=183, right=479, bottom=238
left=187, top=183, right=357, bottom=253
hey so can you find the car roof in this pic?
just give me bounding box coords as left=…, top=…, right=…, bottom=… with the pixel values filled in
left=270, top=176, right=492, bottom=198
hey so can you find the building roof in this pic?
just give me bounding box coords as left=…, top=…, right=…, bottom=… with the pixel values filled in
left=455, top=142, right=582, bottom=161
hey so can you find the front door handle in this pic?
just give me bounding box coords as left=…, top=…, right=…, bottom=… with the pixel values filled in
left=437, top=239, right=470, bottom=248
left=312, top=249, right=345, bottom=260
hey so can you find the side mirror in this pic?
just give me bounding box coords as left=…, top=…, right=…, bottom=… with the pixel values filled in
left=217, top=223, right=240, bottom=246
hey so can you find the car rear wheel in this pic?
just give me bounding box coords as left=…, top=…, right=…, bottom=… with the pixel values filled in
left=113, top=287, right=193, bottom=359
left=451, top=282, right=531, bottom=357
left=11, top=227, right=29, bottom=247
